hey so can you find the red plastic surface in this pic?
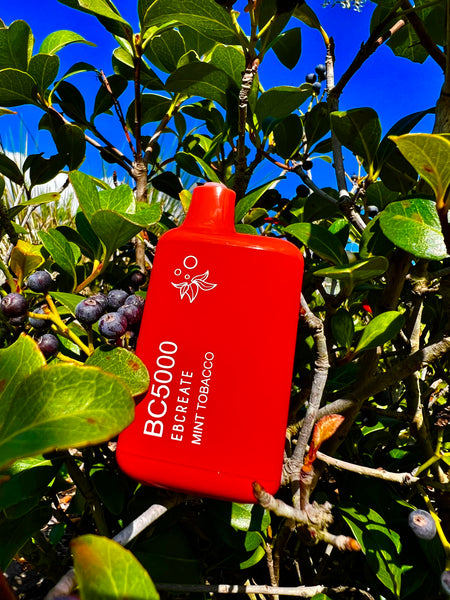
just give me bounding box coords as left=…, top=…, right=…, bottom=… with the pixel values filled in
left=117, top=183, right=304, bottom=502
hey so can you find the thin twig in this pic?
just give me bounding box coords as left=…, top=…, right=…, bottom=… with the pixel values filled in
left=283, top=297, right=330, bottom=509
left=156, top=583, right=374, bottom=598
left=315, top=450, right=419, bottom=484
left=44, top=497, right=180, bottom=600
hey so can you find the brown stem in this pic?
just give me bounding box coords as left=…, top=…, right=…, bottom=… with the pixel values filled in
left=284, top=297, right=330, bottom=509
left=234, top=58, right=260, bottom=200
left=99, top=70, right=135, bottom=156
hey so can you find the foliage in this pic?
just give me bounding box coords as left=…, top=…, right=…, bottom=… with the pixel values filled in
left=0, top=0, right=449, bottom=599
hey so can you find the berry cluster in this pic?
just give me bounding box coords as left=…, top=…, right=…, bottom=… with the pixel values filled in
left=0, top=268, right=147, bottom=359
left=0, top=271, right=60, bottom=356
left=305, top=64, right=326, bottom=95
left=75, top=289, right=145, bottom=340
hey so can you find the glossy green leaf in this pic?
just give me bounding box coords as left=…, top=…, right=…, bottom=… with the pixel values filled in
left=54, top=79, right=88, bottom=123
left=151, top=171, right=183, bottom=200
left=386, top=19, right=427, bottom=63
left=54, top=122, right=86, bottom=170
left=127, top=93, right=172, bottom=128
left=39, top=229, right=77, bottom=282
left=389, top=134, right=450, bottom=204
left=294, top=3, right=323, bottom=30
left=231, top=503, right=270, bottom=532
left=90, top=204, right=162, bottom=259
left=240, top=542, right=265, bottom=569
left=75, top=210, right=102, bottom=259
left=364, top=180, right=400, bottom=211
left=69, top=170, right=101, bottom=221
left=0, top=68, right=37, bottom=107
left=98, top=184, right=134, bottom=212
left=379, top=148, right=418, bottom=194
left=0, top=152, right=24, bottom=184
left=0, top=20, right=33, bottom=71
left=72, top=534, right=159, bottom=600
left=86, top=346, right=149, bottom=397
left=379, top=197, right=448, bottom=260
left=0, top=456, right=59, bottom=511
left=330, top=108, right=381, bottom=171
left=359, top=215, right=395, bottom=259
left=0, top=363, right=134, bottom=471
left=235, top=180, right=283, bottom=222
left=272, top=28, right=302, bottom=70
left=313, top=256, right=389, bottom=284
left=285, top=223, right=348, bottom=265
left=145, top=29, right=186, bottom=73
left=112, top=46, right=164, bottom=90
left=340, top=504, right=402, bottom=597
left=305, top=102, right=330, bottom=153
left=256, top=85, right=311, bottom=124
left=9, top=192, right=60, bottom=218
left=0, top=335, right=46, bottom=419
left=50, top=291, right=84, bottom=317
left=166, top=62, right=234, bottom=108
left=376, top=108, right=433, bottom=168
left=178, top=25, right=216, bottom=56
left=354, top=311, right=405, bottom=355
left=57, top=0, right=133, bottom=42
left=28, top=54, right=59, bottom=93
left=39, top=29, right=95, bottom=54
left=331, top=308, right=354, bottom=351
left=91, top=73, right=127, bottom=121
left=0, top=505, right=52, bottom=570
left=211, top=45, right=245, bottom=88
left=28, top=154, right=66, bottom=187
left=144, top=0, right=240, bottom=45
left=273, top=114, right=303, bottom=159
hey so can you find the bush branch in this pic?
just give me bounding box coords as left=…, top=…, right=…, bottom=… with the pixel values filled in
left=44, top=496, right=180, bottom=600
left=283, top=297, right=330, bottom=507
left=155, top=583, right=374, bottom=598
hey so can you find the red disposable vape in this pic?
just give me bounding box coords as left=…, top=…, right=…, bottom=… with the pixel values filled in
left=117, top=183, right=304, bottom=502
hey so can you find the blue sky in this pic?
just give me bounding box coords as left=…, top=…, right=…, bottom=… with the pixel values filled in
left=0, top=0, right=444, bottom=195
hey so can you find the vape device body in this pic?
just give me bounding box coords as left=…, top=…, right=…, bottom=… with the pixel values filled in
left=117, top=183, right=304, bottom=502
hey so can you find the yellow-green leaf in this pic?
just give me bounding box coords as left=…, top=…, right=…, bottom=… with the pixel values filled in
left=389, top=134, right=450, bottom=206
left=72, top=534, right=159, bottom=600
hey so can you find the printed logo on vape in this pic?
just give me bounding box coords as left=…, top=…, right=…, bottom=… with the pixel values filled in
left=171, top=255, right=217, bottom=303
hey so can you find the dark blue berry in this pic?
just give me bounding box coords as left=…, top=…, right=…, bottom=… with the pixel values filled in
left=118, top=303, right=143, bottom=327
left=90, top=292, right=108, bottom=310
left=106, top=289, right=129, bottom=310
left=441, top=571, right=450, bottom=596
left=29, top=306, right=51, bottom=330
left=124, top=294, right=145, bottom=310
left=1, top=293, right=28, bottom=317
left=98, top=312, right=128, bottom=338
left=27, top=270, right=53, bottom=293
left=303, top=160, right=313, bottom=171
left=315, top=64, right=326, bottom=81
left=37, top=333, right=59, bottom=357
left=408, top=509, right=436, bottom=540
left=312, top=81, right=322, bottom=95
left=305, top=73, right=317, bottom=84
left=75, top=298, right=104, bottom=325
left=130, top=271, right=146, bottom=288
left=296, top=184, right=309, bottom=198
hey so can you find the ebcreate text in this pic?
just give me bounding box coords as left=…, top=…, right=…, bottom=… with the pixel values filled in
left=143, top=343, right=214, bottom=446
